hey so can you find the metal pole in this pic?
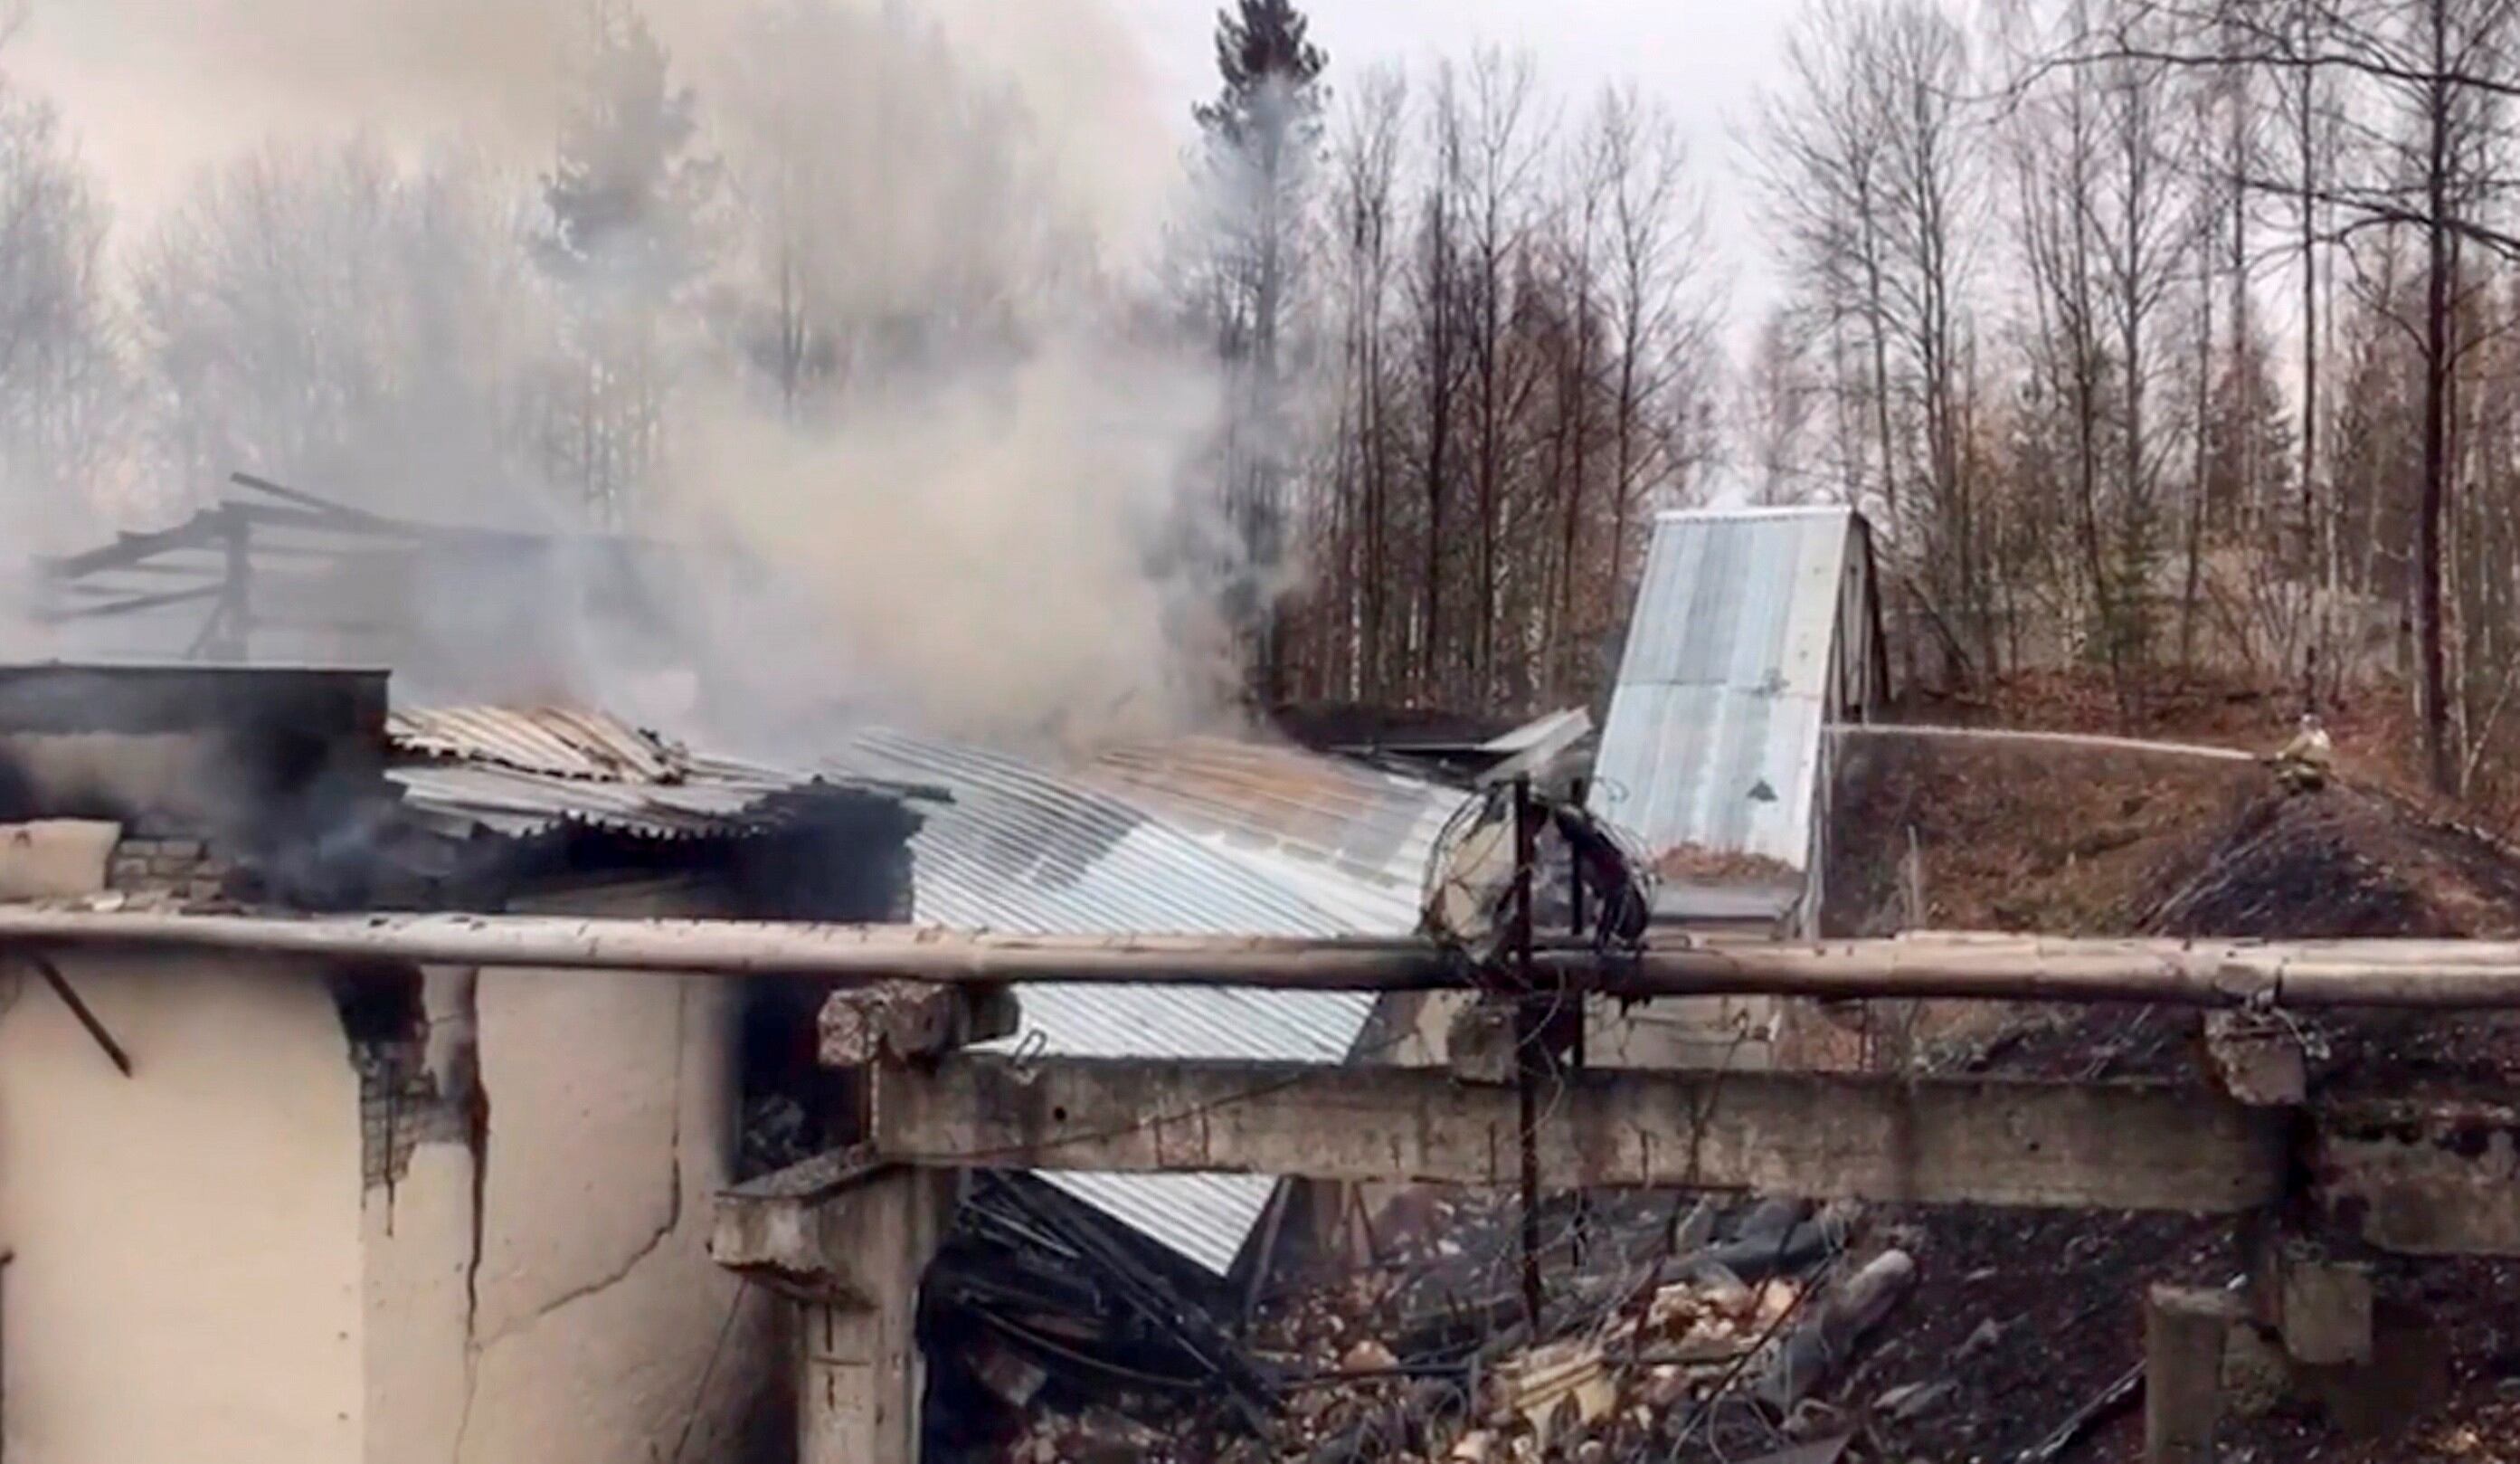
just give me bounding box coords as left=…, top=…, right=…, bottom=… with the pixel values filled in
left=1511, top=777, right=1546, bottom=1332
left=1565, top=779, right=1592, bottom=1270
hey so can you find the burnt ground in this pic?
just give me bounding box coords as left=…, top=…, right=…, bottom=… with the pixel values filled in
left=1834, top=772, right=2520, bottom=1464
left=1975, top=784, right=2520, bottom=1094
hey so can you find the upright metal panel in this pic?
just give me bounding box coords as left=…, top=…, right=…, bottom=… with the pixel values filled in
left=1591, top=508, right=1862, bottom=876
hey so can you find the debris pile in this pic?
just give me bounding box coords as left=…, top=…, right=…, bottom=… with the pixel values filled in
left=951, top=1188, right=1941, bottom=1464
left=2137, top=784, right=2520, bottom=940
left=1956, top=784, right=2520, bottom=1092
left=1655, top=844, right=1800, bottom=887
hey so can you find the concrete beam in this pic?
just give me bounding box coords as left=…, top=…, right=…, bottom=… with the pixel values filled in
left=2311, top=1099, right=2520, bottom=1256
left=869, top=1057, right=2288, bottom=1213
left=710, top=1147, right=895, bottom=1296
left=819, top=982, right=1018, bottom=1067
left=2203, top=1012, right=2307, bottom=1108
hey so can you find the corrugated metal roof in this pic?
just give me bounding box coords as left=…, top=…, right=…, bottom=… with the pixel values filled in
left=388, top=705, right=909, bottom=842
left=1040, top=1173, right=1276, bottom=1278
left=385, top=762, right=811, bottom=841
left=387, top=706, right=690, bottom=784
left=819, top=727, right=1392, bottom=1275
left=1590, top=508, right=1858, bottom=870
left=1087, top=737, right=1473, bottom=935
left=825, top=731, right=1360, bottom=938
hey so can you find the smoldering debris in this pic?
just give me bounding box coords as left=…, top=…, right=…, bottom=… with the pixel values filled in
left=929, top=1187, right=1922, bottom=1464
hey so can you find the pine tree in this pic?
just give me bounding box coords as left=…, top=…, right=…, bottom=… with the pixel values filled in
left=1193, top=0, right=1328, bottom=707
left=540, top=0, right=715, bottom=299
left=534, top=0, right=719, bottom=525
left=1196, top=1, right=1329, bottom=161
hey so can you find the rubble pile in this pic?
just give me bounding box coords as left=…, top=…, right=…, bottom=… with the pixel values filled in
left=948, top=769, right=2520, bottom=1464
left=967, top=1190, right=1937, bottom=1464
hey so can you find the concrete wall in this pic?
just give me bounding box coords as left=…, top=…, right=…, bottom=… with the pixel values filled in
left=1390, top=990, right=1776, bottom=1075
left=0, top=952, right=367, bottom=1464
left=364, top=880, right=778, bottom=1464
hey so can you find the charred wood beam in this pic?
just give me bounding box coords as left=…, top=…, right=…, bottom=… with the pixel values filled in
left=25, top=911, right=2520, bottom=1008
left=869, top=1057, right=2288, bottom=1214
left=38, top=584, right=226, bottom=623
left=26, top=954, right=133, bottom=1077
left=229, top=472, right=431, bottom=536
left=43, top=509, right=234, bottom=579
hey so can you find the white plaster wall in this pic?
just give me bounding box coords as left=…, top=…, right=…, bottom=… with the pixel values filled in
left=361, top=967, right=481, bottom=1464
left=0, top=953, right=366, bottom=1464
left=365, top=883, right=777, bottom=1464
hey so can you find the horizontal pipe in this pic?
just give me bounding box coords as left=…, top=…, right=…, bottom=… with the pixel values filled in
left=4, top=908, right=2520, bottom=1007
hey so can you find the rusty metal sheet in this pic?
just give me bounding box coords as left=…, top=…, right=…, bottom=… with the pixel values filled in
left=388, top=705, right=688, bottom=784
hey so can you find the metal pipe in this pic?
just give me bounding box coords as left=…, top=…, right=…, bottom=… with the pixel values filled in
left=7, top=908, right=2520, bottom=1007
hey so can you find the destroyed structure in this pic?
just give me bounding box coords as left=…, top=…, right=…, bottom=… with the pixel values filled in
left=13, top=494, right=2520, bottom=1464
left=0, top=667, right=916, bottom=1464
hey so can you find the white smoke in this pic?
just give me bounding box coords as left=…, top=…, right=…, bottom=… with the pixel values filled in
left=7, top=0, right=1247, bottom=749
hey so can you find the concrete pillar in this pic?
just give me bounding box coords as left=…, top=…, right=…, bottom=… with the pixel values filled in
left=795, top=1169, right=951, bottom=1464
left=713, top=1155, right=954, bottom=1464
left=2146, top=1286, right=2243, bottom=1464
left=2272, top=1256, right=2374, bottom=1368
left=801, top=1303, right=910, bottom=1464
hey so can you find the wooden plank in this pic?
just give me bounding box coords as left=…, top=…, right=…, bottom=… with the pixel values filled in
left=869, top=1057, right=2288, bottom=1213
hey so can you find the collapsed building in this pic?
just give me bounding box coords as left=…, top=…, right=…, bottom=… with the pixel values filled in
left=3, top=490, right=1916, bottom=1464
left=24, top=487, right=2506, bottom=1464
left=0, top=667, right=918, bottom=1464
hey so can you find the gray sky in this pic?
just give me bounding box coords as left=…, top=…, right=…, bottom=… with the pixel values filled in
left=5, top=0, right=1793, bottom=337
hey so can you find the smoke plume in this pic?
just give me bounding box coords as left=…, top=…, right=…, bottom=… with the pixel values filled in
left=7, top=0, right=1247, bottom=751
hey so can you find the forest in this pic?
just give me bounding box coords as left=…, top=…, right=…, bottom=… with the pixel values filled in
left=0, top=0, right=2509, bottom=801
left=1248, top=0, right=2520, bottom=816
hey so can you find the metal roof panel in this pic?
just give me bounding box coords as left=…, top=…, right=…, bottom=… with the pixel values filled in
left=817, top=727, right=1407, bottom=1275
left=388, top=705, right=691, bottom=784
left=1589, top=509, right=1857, bottom=872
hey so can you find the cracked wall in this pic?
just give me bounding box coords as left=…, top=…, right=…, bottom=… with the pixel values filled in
left=0, top=952, right=367, bottom=1464
left=363, top=881, right=777, bottom=1464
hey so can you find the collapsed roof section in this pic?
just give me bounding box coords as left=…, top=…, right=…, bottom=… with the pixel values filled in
left=385, top=705, right=931, bottom=847
left=825, top=727, right=1482, bottom=1276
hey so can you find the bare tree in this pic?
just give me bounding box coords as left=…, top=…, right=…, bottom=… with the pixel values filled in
left=137, top=143, right=543, bottom=523
left=2056, top=0, right=2520, bottom=786
left=1596, top=85, right=1714, bottom=600
left=0, top=81, right=124, bottom=543
left=1739, top=307, right=1823, bottom=506
left=1457, top=48, right=1548, bottom=700
left=1303, top=64, right=1410, bottom=701
left=1757, top=0, right=1984, bottom=686
left=715, top=0, right=1082, bottom=421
